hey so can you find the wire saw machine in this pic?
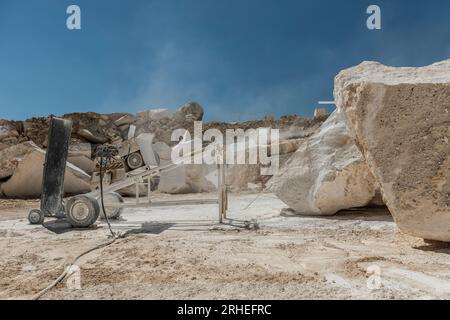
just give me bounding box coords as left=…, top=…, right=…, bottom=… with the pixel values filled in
left=28, top=117, right=229, bottom=228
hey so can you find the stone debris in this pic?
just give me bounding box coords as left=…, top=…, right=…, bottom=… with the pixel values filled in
left=0, top=142, right=40, bottom=180
left=174, top=102, right=203, bottom=122
left=0, top=120, right=24, bottom=149
left=137, top=108, right=173, bottom=122
left=114, top=115, right=136, bottom=127
left=135, top=102, right=204, bottom=145
left=314, top=108, right=328, bottom=118
left=335, top=60, right=450, bottom=241
left=0, top=122, right=19, bottom=141
left=68, top=143, right=94, bottom=175
left=0, top=101, right=330, bottom=200
left=77, top=129, right=109, bottom=144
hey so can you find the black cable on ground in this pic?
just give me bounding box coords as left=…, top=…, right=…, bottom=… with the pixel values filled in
left=99, top=155, right=117, bottom=238
left=32, top=237, right=116, bottom=300
left=32, top=145, right=122, bottom=300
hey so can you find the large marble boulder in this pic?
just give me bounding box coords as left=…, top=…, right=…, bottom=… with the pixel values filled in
left=1, top=149, right=90, bottom=198
left=269, top=110, right=378, bottom=215
left=335, top=60, right=450, bottom=241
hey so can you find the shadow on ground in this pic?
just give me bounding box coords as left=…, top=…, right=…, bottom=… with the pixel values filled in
left=413, top=240, right=450, bottom=255
left=280, top=206, right=393, bottom=222
left=43, top=219, right=100, bottom=234
left=121, top=222, right=175, bottom=236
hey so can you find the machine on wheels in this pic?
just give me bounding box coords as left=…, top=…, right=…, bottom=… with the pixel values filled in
left=29, top=118, right=228, bottom=228
left=28, top=117, right=102, bottom=227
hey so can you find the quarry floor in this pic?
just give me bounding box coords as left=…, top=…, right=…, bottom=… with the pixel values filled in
left=0, top=192, right=449, bottom=300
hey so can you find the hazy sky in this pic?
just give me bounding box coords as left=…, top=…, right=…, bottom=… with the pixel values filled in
left=1, top=0, right=450, bottom=121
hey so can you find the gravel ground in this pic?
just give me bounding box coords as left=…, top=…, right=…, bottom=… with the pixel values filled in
left=0, top=192, right=449, bottom=300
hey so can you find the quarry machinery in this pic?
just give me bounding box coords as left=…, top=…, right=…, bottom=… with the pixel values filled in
left=28, top=116, right=103, bottom=227
left=28, top=119, right=229, bottom=228
left=28, top=117, right=73, bottom=224
left=116, top=133, right=160, bottom=171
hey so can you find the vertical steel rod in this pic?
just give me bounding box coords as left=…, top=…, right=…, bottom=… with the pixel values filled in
left=135, top=182, right=139, bottom=205
left=218, top=164, right=223, bottom=223
left=222, top=164, right=227, bottom=219
left=147, top=176, right=151, bottom=204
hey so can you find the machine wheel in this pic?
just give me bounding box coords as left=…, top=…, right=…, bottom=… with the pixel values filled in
left=65, top=194, right=100, bottom=228
left=28, top=209, right=44, bottom=225
left=98, top=192, right=124, bottom=220
left=127, top=152, right=144, bottom=170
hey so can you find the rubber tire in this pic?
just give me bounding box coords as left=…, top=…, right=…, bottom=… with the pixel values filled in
left=28, top=209, right=44, bottom=225
left=98, top=192, right=124, bottom=220
left=127, top=152, right=144, bottom=170
left=65, top=194, right=100, bottom=228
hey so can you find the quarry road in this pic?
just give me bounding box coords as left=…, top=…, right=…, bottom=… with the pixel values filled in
left=0, top=192, right=449, bottom=300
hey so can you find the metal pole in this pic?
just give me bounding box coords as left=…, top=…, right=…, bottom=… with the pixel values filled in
left=222, top=164, right=228, bottom=219
left=135, top=182, right=139, bottom=205
left=147, top=176, right=151, bottom=204
left=218, top=164, right=223, bottom=224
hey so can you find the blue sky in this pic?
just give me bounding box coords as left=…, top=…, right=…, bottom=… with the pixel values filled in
left=1, top=0, right=450, bottom=121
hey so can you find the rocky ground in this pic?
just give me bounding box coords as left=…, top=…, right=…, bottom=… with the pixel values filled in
left=0, top=192, right=449, bottom=300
